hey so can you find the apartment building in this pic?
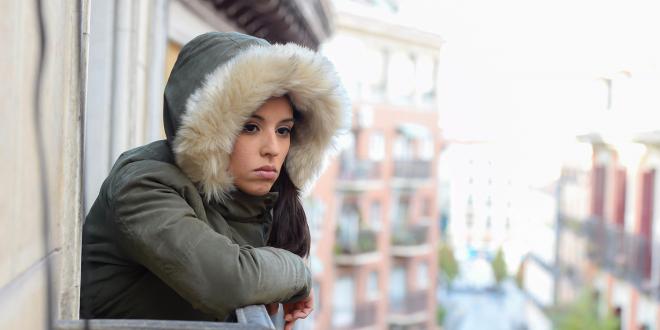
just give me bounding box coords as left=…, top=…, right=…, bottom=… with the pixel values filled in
left=308, top=1, right=444, bottom=329
left=554, top=71, right=660, bottom=329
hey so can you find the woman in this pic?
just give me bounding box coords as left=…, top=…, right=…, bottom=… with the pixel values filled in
left=80, top=32, right=349, bottom=329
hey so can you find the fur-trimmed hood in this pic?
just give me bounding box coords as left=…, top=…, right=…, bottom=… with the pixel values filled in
left=164, top=32, right=350, bottom=202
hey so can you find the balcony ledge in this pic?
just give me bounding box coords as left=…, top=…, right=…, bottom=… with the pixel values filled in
left=336, top=179, right=384, bottom=191
left=335, top=251, right=382, bottom=266
left=390, top=178, right=432, bottom=189
left=387, top=312, right=428, bottom=325
left=391, top=244, right=431, bottom=257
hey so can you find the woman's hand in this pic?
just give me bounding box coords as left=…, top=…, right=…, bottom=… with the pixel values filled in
left=282, top=288, right=314, bottom=330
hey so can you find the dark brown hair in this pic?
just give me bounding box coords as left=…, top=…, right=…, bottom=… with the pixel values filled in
left=266, top=97, right=310, bottom=258
left=267, top=165, right=310, bottom=258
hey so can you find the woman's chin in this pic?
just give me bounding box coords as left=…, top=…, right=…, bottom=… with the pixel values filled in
left=238, top=183, right=274, bottom=196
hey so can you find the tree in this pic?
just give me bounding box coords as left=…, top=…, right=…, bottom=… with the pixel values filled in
left=515, top=261, right=525, bottom=289
left=553, top=289, right=619, bottom=330
left=491, top=248, right=507, bottom=286
left=438, top=244, right=459, bottom=288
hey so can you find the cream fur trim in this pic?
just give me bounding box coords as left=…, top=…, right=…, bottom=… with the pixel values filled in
left=173, top=43, right=350, bottom=202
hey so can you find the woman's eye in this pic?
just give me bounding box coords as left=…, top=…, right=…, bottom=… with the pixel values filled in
left=242, top=124, right=259, bottom=133
left=276, top=127, right=292, bottom=136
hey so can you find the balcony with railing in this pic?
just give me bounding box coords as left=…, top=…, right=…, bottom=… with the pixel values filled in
left=388, top=290, right=429, bottom=325
left=392, top=160, right=432, bottom=179
left=563, top=216, right=659, bottom=297
left=335, top=300, right=378, bottom=330
left=335, top=228, right=381, bottom=265
left=390, top=223, right=431, bottom=257
left=337, top=159, right=383, bottom=190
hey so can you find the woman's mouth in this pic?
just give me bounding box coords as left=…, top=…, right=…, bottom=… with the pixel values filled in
left=254, top=166, right=277, bottom=180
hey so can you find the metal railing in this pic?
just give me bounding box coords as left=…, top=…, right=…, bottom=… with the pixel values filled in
left=339, top=159, right=381, bottom=180
left=392, top=160, right=432, bottom=179
left=389, top=290, right=428, bottom=314
left=391, top=223, right=429, bottom=247
left=335, top=301, right=378, bottom=329
left=335, top=228, right=378, bottom=255
left=55, top=305, right=275, bottom=330
left=564, top=216, right=658, bottom=296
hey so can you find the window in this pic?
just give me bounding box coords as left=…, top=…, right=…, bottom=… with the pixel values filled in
left=367, top=271, right=379, bottom=300
left=332, top=276, right=355, bottom=327
left=389, top=265, right=407, bottom=308
left=418, top=139, right=434, bottom=160
left=303, top=197, right=326, bottom=240
left=313, top=281, right=322, bottom=312
left=368, top=131, right=385, bottom=161
left=338, top=201, right=360, bottom=247
left=393, top=134, right=413, bottom=160
left=369, top=201, right=382, bottom=231
left=394, top=195, right=411, bottom=227
left=417, top=262, right=429, bottom=289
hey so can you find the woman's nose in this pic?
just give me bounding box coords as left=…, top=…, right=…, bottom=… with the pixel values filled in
left=260, top=132, right=280, bottom=157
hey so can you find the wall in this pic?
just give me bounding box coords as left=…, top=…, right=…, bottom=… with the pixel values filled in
left=0, top=0, right=88, bottom=327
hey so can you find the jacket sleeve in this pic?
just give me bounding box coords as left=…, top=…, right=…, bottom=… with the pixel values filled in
left=107, top=160, right=311, bottom=318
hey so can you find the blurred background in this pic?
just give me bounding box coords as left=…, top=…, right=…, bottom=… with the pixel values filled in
left=2, top=0, right=660, bottom=329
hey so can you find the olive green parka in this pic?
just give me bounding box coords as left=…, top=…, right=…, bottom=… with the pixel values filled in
left=80, top=32, right=350, bottom=321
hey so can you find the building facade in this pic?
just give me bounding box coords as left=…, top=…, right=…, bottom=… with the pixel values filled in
left=308, top=1, right=444, bottom=329
left=553, top=71, right=660, bottom=329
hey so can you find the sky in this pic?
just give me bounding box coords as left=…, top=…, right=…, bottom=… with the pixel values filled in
left=393, top=0, right=660, bottom=183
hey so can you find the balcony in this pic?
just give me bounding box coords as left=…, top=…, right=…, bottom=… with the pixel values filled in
left=392, top=160, right=432, bottom=179
left=335, top=300, right=378, bottom=330
left=335, top=228, right=381, bottom=266
left=337, top=159, right=383, bottom=190
left=391, top=223, right=431, bottom=257
left=388, top=290, right=429, bottom=325
left=573, top=217, right=659, bottom=296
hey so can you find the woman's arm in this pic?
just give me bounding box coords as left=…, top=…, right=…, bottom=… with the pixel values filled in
left=108, top=160, right=311, bottom=319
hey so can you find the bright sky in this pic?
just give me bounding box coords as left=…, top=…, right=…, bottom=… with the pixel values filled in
left=395, top=0, right=660, bottom=183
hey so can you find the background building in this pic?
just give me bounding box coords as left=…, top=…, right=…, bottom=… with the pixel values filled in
left=309, top=1, right=444, bottom=329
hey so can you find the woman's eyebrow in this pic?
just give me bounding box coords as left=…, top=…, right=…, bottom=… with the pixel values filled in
left=249, top=114, right=294, bottom=124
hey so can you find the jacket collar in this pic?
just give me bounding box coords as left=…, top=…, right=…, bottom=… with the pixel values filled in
left=214, top=190, right=279, bottom=223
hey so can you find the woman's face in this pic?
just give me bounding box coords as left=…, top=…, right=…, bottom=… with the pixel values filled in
left=228, top=96, right=294, bottom=196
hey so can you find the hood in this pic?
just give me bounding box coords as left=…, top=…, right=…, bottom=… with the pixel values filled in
left=164, top=32, right=350, bottom=202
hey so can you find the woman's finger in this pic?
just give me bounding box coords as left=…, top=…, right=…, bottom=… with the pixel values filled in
left=284, top=319, right=296, bottom=330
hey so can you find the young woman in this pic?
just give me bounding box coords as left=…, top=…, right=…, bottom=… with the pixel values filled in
left=80, top=32, right=349, bottom=329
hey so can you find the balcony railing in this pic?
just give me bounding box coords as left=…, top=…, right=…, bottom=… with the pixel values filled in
left=391, top=223, right=429, bottom=247
left=392, top=160, right=432, bottom=179
left=567, top=217, right=658, bottom=295
left=335, top=228, right=380, bottom=265
left=335, top=300, right=378, bottom=330
left=389, top=290, right=428, bottom=315
left=336, top=228, right=378, bottom=255
left=339, top=159, right=382, bottom=180
left=55, top=305, right=276, bottom=329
